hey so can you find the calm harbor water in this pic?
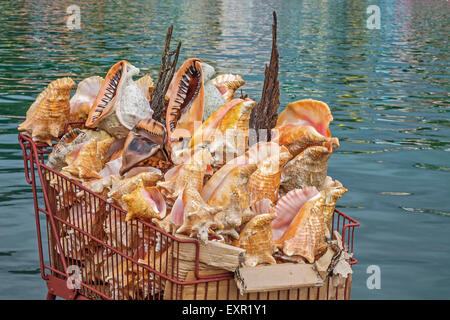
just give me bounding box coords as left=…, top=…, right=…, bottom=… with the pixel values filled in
left=0, top=0, right=449, bottom=299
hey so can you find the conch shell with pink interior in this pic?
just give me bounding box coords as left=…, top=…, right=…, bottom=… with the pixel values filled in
left=122, top=181, right=166, bottom=222
left=70, top=76, right=104, bottom=122
left=274, top=184, right=347, bottom=263
left=171, top=185, right=223, bottom=243
left=276, top=99, right=333, bottom=137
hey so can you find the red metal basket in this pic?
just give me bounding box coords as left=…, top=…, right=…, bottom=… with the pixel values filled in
left=18, top=129, right=359, bottom=300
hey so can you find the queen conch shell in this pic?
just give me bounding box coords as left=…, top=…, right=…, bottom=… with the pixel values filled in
left=47, top=128, right=112, bottom=171
left=85, top=60, right=152, bottom=138
left=18, top=77, right=76, bottom=145
left=46, top=129, right=87, bottom=171
left=248, top=146, right=292, bottom=204
left=190, top=98, right=245, bottom=148
left=191, top=98, right=257, bottom=168
left=61, top=137, right=114, bottom=180
left=272, top=187, right=319, bottom=240
left=233, top=213, right=277, bottom=267
left=280, top=143, right=335, bottom=194
left=157, top=148, right=212, bottom=204
left=274, top=193, right=328, bottom=263
left=82, top=157, right=123, bottom=196
left=276, top=99, right=333, bottom=137
left=201, top=155, right=249, bottom=203
left=209, top=163, right=257, bottom=241
left=211, top=74, right=245, bottom=102
left=70, top=76, right=104, bottom=122
left=272, top=125, right=339, bottom=157
left=122, top=181, right=166, bottom=222
left=209, top=99, right=257, bottom=167
left=120, top=118, right=169, bottom=176
left=206, top=162, right=256, bottom=208
left=201, top=141, right=284, bottom=203
left=319, top=182, right=347, bottom=237
left=108, top=170, right=163, bottom=208
left=173, top=186, right=223, bottom=243
left=166, top=58, right=205, bottom=143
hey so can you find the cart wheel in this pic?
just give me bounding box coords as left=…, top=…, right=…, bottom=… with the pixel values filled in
left=46, top=291, right=56, bottom=300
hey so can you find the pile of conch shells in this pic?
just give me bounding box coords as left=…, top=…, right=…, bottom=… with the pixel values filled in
left=19, top=58, right=348, bottom=268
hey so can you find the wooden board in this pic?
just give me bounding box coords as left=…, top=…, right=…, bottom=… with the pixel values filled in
left=176, top=236, right=245, bottom=272
left=235, top=263, right=324, bottom=294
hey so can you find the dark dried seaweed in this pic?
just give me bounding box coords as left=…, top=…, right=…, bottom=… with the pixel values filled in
left=150, top=25, right=182, bottom=122
left=250, top=11, right=280, bottom=142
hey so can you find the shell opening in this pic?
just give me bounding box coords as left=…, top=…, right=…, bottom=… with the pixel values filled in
left=86, top=61, right=127, bottom=126
left=94, top=67, right=122, bottom=122
left=168, top=61, right=202, bottom=132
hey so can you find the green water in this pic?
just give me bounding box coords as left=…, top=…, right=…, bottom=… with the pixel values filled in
left=0, top=0, right=449, bottom=299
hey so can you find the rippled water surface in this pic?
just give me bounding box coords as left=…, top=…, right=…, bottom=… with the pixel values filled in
left=0, top=0, right=449, bottom=299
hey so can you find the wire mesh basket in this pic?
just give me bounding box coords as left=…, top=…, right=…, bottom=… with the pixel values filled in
left=18, top=128, right=359, bottom=300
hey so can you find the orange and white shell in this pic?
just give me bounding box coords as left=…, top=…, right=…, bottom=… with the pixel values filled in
left=246, top=141, right=285, bottom=165
left=201, top=154, right=250, bottom=203
left=272, top=124, right=338, bottom=157
left=61, top=137, right=114, bottom=180
left=233, top=213, right=277, bottom=267
left=85, top=60, right=152, bottom=138
left=207, top=162, right=256, bottom=208
left=122, top=181, right=166, bottom=221
left=201, top=142, right=286, bottom=203
left=210, top=163, right=257, bottom=241
left=173, top=186, right=223, bottom=243
left=18, top=77, right=76, bottom=145
left=190, top=98, right=245, bottom=148
left=70, top=76, right=104, bottom=122
left=248, top=146, right=292, bottom=204
left=276, top=99, right=333, bottom=137
left=211, top=74, right=245, bottom=102
left=46, top=129, right=88, bottom=171
left=272, top=187, right=319, bottom=240
left=209, top=99, right=257, bottom=166
left=280, top=144, right=333, bottom=194
left=190, top=98, right=257, bottom=168
left=157, top=148, right=212, bottom=201
left=318, top=183, right=347, bottom=237
left=274, top=193, right=328, bottom=263
left=61, top=138, right=114, bottom=180
left=108, top=170, right=163, bottom=208
left=202, top=141, right=281, bottom=200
